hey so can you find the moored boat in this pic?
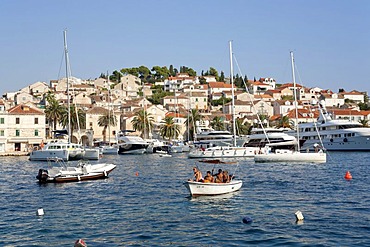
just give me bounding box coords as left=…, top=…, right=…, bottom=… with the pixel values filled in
left=36, top=158, right=116, bottom=183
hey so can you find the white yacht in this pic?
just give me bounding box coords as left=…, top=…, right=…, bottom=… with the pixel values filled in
left=287, top=101, right=370, bottom=151
left=29, top=140, right=85, bottom=161
left=117, top=130, right=149, bottom=154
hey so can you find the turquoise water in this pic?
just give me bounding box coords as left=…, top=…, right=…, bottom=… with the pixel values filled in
left=0, top=152, right=369, bottom=246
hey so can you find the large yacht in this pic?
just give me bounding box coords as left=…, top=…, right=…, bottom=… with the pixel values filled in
left=116, top=130, right=149, bottom=154
left=287, top=101, right=370, bottom=151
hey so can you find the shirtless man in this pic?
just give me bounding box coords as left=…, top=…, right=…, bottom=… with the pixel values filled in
left=193, top=167, right=203, bottom=182
left=214, top=169, right=224, bottom=183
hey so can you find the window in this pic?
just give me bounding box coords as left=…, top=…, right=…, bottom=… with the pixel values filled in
left=0, top=130, right=4, bottom=136
left=16, top=130, right=20, bottom=136
left=89, top=122, right=93, bottom=128
left=16, top=118, right=20, bottom=124
left=34, top=118, right=39, bottom=124
left=35, top=130, right=39, bottom=136
left=0, top=118, right=4, bottom=124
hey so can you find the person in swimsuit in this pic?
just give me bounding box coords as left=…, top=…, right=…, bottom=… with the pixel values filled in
left=192, top=167, right=203, bottom=182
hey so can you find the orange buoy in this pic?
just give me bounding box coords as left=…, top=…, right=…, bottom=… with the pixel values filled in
left=135, top=172, right=139, bottom=176
left=344, top=171, right=352, bottom=180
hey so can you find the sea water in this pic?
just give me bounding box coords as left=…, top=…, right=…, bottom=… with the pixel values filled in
left=0, top=152, right=369, bottom=246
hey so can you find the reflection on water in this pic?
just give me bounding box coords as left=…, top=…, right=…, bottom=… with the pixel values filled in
left=0, top=152, right=369, bottom=246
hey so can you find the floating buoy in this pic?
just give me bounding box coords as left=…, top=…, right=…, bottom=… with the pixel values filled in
left=74, top=239, right=87, bottom=247
left=242, top=216, right=253, bottom=224
left=295, top=210, right=304, bottom=221
left=344, top=171, right=352, bottom=180
left=37, top=208, right=44, bottom=216
left=135, top=172, right=139, bottom=176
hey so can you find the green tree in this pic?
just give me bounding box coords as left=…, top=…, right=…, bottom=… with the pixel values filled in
left=210, top=116, right=225, bottom=130
left=98, top=110, right=118, bottom=143
left=160, top=116, right=180, bottom=141
left=185, top=109, right=203, bottom=141
left=234, top=118, right=250, bottom=135
left=110, top=70, right=122, bottom=83
left=131, top=109, right=154, bottom=139
left=359, top=119, right=369, bottom=127
left=276, top=115, right=293, bottom=129
left=44, top=93, right=64, bottom=137
left=60, top=105, right=86, bottom=138
left=151, top=66, right=170, bottom=81
left=219, top=71, right=225, bottom=82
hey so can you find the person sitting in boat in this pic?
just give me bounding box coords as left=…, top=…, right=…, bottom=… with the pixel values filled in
left=203, top=171, right=214, bottom=183
left=214, top=169, right=224, bottom=183
left=223, top=170, right=230, bottom=183
left=192, top=167, right=203, bottom=182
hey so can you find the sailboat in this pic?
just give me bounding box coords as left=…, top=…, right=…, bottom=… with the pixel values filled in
left=188, top=42, right=259, bottom=159
left=184, top=41, right=243, bottom=197
left=30, top=30, right=85, bottom=161
left=254, top=51, right=326, bottom=163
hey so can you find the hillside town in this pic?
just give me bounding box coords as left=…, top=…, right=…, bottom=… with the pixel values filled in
left=0, top=72, right=368, bottom=154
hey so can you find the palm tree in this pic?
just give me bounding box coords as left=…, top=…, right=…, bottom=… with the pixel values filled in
left=160, top=116, right=180, bottom=141
left=359, top=119, right=369, bottom=127
left=210, top=116, right=225, bottom=130
left=60, top=105, right=86, bottom=140
left=131, top=109, right=154, bottom=139
left=44, top=96, right=64, bottom=137
left=277, top=115, right=293, bottom=129
left=185, top=109, right=203, bottom=141
left=235, top=118, right=250, bottom=135
left=98, top=110, right=117, bottom=143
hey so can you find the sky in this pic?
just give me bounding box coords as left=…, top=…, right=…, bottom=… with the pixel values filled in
left=1, top=0, right=370, bottom=95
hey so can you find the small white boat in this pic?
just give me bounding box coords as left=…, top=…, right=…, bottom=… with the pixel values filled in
left=29, top=140, right=84, bottom=161
left=36, top=158, right=116, bottom=183
left=83, top=147, right=101, bottom=160
left=184, top=180, right=243, bottom=196
left=100, top=145, right=118, bottom=155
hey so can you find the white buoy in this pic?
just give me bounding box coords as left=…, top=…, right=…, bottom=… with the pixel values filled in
left=295, top=210, right=304, bottom=221
left=37, top=208, right=44, bottom=216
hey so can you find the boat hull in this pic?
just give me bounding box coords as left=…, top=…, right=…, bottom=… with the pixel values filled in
left=29, top=150, right=69, bottom=161
left=254, top=150, right=327, bottom=163
left=188, top=147, right=257, bottom=159
left=184, top=180, right=243, bottom=196
left=37, top=163, right=116, bottom=183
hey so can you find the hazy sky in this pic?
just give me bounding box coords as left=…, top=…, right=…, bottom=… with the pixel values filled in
left=1, top=0, right=369, bottom=95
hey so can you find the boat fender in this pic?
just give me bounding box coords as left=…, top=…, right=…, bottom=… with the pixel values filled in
left=77, top=175, right=81, bottom=181
left=104, top=170, right=107, bottom=177
left=242, top=216, right=253, bottom=224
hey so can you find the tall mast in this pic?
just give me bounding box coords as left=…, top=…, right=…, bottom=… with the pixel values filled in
left=290, top=51, right=300, bottom=150
left=229, top=41, right=236, bottom=147
left=107, top=71, right=111, bottom=145
left=63, top=30, right=71, bottom=143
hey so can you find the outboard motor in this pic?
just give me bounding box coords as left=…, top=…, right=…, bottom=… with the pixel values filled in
left=36, top=169, right=49, bottom=183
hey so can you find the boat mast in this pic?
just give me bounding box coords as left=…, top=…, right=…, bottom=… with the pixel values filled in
left=229, top=41, right=236, bottom=147
left=63, top=30, right=71, bottom=143
left=290, top=51, right=300, bottom=150
left=107, top=71, right=111, bottom=145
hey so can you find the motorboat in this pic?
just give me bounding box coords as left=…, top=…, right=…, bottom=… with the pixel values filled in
left=36, top=158, right=116, bottom=183
left=117, top=130, right=149, bottom=154
left=184, top=180, right=243, bottom=196
left=287, top=100, right=370, bottom=151
left=29, top=140, right=84, bottom=161
left=169, top=141, right=191, bottom=153
left=145, top=139, right=169, bottom=154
